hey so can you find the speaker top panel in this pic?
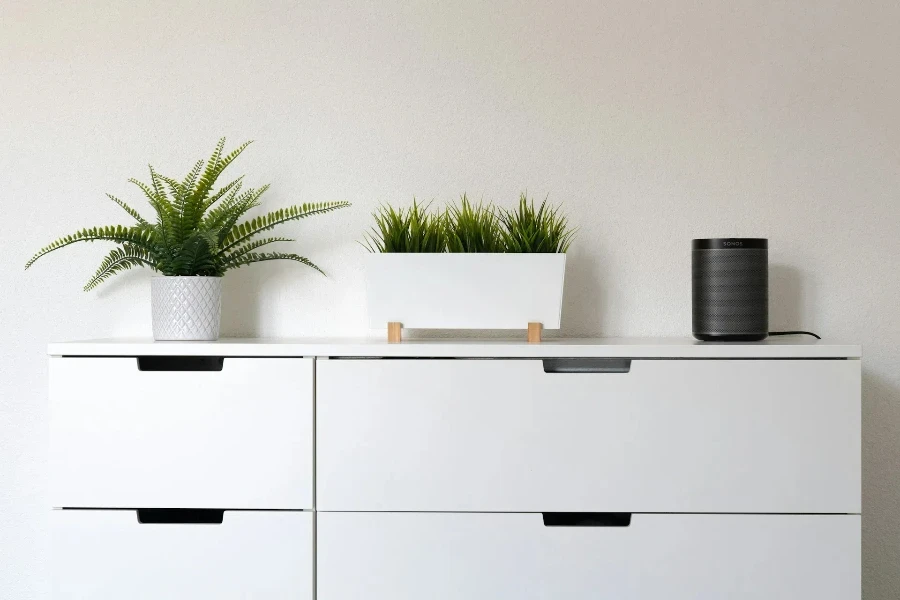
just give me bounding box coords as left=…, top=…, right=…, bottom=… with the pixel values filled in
left=692, top=238, right=768, bottom=250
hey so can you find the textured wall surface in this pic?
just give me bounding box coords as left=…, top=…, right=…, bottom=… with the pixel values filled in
left=2, top=1, right=898, bottom=597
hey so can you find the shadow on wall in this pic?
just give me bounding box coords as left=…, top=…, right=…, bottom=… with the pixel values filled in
left=221, top=268, right=263, bottom=337
left=861, top=368, right=900, bottom=599
left=772, top=262, right=900, bottom=599
left=769, top=263, right=812, bottom=332
left=560, top=248, right=605, bottom=337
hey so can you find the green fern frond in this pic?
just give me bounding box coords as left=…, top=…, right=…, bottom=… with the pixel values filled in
left=222, top=236, right=295, bottom=263
left=149, top=167, right=169, bottom=208
left=157, top=174, right=186, bottom=205
left=201, top=181, right=246, bottom=230
left=129, top=174, right=176, bottom=231
left=194, top=137, right=226, bottom=203
left=83, top=244, right=156, bottom=291
left=227, top=251, right=325, bottom=275
left=214, top=185, right=270, bottom=244
left=202, top=176, right=244, bottom=212
left=214, top=140, right=252, bottom=176
left=25, top=225, right=155, bottom=269
left=178, top=232, right=219, bottom=276
left=222, top=201, right=350, bottom=252
left=181, top=158, right=205, bottom=197
left=106, top=194, right=148, bottom=225
left=180, top=161, right=214, bottom=237
left=128, top=176, right=164, bottom=208
left=197, top=228, right=220, bottom=257
left=190, top=138, right=248, bottom=209
left=27, top=138, right=350, bottom=287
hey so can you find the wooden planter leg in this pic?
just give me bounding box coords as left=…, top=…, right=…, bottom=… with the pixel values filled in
left=527, top=322, right=543, bottom=343
left=387, top=322, right=403, bottom=343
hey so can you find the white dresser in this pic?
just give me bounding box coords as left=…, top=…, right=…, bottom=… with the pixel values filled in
left=48, top=338, right=861, bottom=599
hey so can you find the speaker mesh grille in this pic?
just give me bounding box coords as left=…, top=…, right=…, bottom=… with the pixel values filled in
left=692, top=248, right=768, bottom=335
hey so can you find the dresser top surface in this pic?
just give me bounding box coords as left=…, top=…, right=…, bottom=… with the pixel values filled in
left=48, top=337, right=861, bottom=358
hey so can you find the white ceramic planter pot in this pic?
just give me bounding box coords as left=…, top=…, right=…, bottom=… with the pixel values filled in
left=151, top=276, right=223, bottom=341
left=364, top=253, right=566, bottom=330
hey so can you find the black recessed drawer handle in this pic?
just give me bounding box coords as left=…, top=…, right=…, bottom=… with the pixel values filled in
left=137, top=356, right=225, bottom=372
left=542, top=512, right=632, bottom=527
left=542, top=359, right=632, bottom=374
left=137, top=509, right=225, bottom=524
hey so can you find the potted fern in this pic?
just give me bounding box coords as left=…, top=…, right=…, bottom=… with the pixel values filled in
left=362, top=194, right=573, bottom=340
left=26, top=139, right=349, bottom=341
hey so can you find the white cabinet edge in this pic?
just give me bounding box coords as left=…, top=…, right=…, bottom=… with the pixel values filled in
left=48, top=337, right=861, bottom=358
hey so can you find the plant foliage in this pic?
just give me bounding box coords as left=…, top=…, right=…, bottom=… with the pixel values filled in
left=363, top=193, right=574, bottom=253
left=362, top=200, right=447, bottom=252
left=25, top=138, right=350, bottom=290
left=498, top=194, right=575, bottom=253
left=445, top=194, right=503, bottom=253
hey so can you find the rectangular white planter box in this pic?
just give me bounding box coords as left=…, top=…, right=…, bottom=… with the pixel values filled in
left=364, top=253, right=566, bottom=329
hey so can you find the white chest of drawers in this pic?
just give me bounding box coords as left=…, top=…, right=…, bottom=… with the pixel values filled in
left=48, top=338, right=861, bottom=599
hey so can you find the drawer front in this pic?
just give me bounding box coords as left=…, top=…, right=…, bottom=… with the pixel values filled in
left=50, top=357, right=313, bottom=509
left=317, top=512, right=860, bottom=600
left=317, top=359, right=860, bottom=512
left=52, top=509, right=312, bottom=599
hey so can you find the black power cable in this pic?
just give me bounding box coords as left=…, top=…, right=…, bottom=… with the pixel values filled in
left=767, top=331, right=821, bottom=340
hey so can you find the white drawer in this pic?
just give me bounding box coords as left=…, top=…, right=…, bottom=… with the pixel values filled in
left=317, top=512, right=860, bottom=600
left=50, top=356, right=313, bottom=509
left=317, top=359, right=860, bottom=512
left=52, top=509, right=312, bottom=599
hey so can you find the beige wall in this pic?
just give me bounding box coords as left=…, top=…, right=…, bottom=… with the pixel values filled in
left=2, top=1, right=898, bottom=596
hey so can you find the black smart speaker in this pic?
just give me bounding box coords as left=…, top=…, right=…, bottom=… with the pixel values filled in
left=692, top=238, right=768, bottom=341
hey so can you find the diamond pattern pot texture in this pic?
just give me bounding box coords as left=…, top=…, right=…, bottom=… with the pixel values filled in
left=151, top=276, right=222, bottom=341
